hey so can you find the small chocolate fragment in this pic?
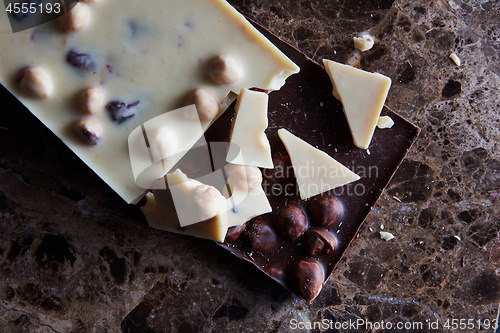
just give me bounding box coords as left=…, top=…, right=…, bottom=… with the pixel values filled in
left=275, top=205, right=307, bottom=240
left=309, top=196, right=342, bottom=227
left=263, top=153, right=294, bottom=185
left=224, top=224, right=245, bottom=244
left=303, top=229, right=337, bottom=257
left=289, top=261, right=324, bottom=301
left=243, top=218, right=277, bottom=253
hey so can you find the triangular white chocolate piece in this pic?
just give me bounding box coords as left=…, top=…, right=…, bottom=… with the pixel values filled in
left=323, top=59, right=391, bottom=149
left=278, top=129, right=360, bottom=199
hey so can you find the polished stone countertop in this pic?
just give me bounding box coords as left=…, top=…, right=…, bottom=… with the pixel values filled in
left=1, top=0, right=499, bottom=332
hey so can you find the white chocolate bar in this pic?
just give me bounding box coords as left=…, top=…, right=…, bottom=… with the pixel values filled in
left=0, top=0, right=299, bottom=203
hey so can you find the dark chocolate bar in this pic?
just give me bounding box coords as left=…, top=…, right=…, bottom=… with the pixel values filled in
left=201, top=20, right=421, bottom=302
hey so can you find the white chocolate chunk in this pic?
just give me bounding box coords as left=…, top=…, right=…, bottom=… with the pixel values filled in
left=223, top=176, right=271, bottom=227
left=141, top=170, right=228, bottom=242
left=323, top=59, right=391, bottom=149
left=60, top=3, right=89, bottom=32
left=380, top=231, right=394, bottom=241
left=278, top=129, right=360, bottom=200
left=377, top=116, right=394, bottom=129
left=0, top=0, right=299, bottom=204
left=449, top=52, right=461, bottom=66
left=142, top=164, right=271, bottom=240
left=226, top=89, right=273, bottom=168
left=353, top=34, right=374, bottom=52
left=19, top=67, right=53, bottom=98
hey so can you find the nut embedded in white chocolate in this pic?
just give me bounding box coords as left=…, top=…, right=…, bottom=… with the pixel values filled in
left=227, top=165, right=262, bottom=193
left=18, top=67, right=53, bottom=98
left=148, top=127, right=178, bottom=162
left=60, top=3, right=89, bottom=32
left=208, top=54, right=243, bottom=85
left=81, top=87, right=103, bottom=114
left=75, top=118, right=102, bottom=145
left=185, top=88, right=220, bottom=122
left=191, top=184, right=225, bottom=221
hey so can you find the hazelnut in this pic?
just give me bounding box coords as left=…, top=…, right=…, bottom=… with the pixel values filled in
left=208, top=54, right=243, bottom=85
left=191, top=184, right=224, bottom=222
left=224, top=224, right=245, bottom=244
left=60, top=3, right=89, bottom=32
left=74, top=118, right=102, bottom=145
left=243, top=218, right=277, bottom=253
left=185, top=88, right=220, bottom=122
left=310, top=196, right=342, bottom=227
left=303, top=229, right=337, bottom=257
left=275, top=205, right=307, bottom=240
left=227, top=165, right=262, bottom=193
left=148, top=127, right=178, bottom=162
left=289, top=261, right=324, bottom=301
left=81, top=87, right=102, bottom=114
left=18, top=67, right=53, bottom=98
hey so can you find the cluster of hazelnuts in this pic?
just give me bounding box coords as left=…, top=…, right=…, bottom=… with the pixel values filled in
left=223, top=195, right=343, bottom=301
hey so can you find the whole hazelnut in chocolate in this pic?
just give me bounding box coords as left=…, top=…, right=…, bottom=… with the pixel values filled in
left=275, top=205, right=307, bottom=240
left=18, top=67, right=53, bottom=98
left=185, top=88, right=220, bottom=122
left=74, top=118, right=102, bottom=145
left=81, top=87, right=103, bottom=115
left=60, top=3, right=89, bottom=32
left=208, top=54, right=243, bottom=85
left=265, top=266, right=284, bottom=281
left=263, top=153, right=295, bottom=185
left=243, top=218, right=277, bottom=253
left=224, top=224, right=245, bottom=244
left=289, top=261, right=324, bottom=301
left=303, top=229, right=337, bottom=257
left=309, top=196, right=342, bottom=227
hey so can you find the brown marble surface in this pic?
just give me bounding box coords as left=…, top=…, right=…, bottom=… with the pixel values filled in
left=1, top=0, right=500, bottom=332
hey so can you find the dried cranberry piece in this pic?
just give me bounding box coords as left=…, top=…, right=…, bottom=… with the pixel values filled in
left=66, top=50, right=96, bottom=72
left=105, top=100, right=139, bottom=124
